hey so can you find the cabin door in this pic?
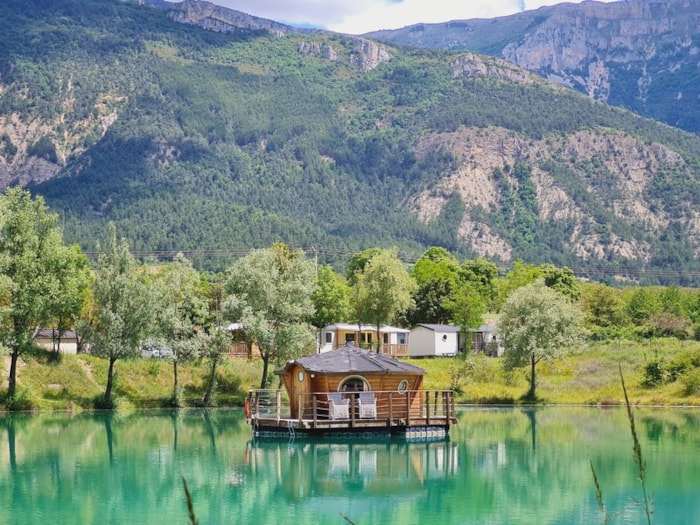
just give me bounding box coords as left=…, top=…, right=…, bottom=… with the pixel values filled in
left=290, top=369, right=310, bottom=419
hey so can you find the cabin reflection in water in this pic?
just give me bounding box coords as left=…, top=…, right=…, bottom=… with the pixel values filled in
left=244, top=439, right=460, bottom=499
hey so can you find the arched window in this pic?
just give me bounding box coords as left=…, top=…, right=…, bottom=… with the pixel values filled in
left=338, top=375, right=370, bottom=393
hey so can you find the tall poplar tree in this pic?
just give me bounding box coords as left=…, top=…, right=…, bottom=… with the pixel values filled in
left=500, top=280, right=587, bottom=400
left=82, top=224, right=155, bottom=406
left=0, top=188, right=86, bottom=401
left=310, top=264, right=352, bottom=346
left=223, top=243, right=316, bottom=389
left=353, top=248, right=416, bottom=353
left=151, top=253, right=210, bottom=406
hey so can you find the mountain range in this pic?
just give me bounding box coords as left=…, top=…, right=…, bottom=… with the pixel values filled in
left=366, top=0, right=700, bottom=134
left=1, top=0, right=700, bottom=284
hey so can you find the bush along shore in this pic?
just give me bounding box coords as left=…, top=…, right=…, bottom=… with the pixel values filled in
left=2, top=337, right=700, bottom=412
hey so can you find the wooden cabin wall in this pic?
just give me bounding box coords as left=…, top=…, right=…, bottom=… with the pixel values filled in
left=304, top=373, right=425, bottom=395
left=282, top=368, right=428, bottom=420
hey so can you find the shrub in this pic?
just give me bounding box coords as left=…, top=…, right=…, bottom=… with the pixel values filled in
left=681, top=369, right=700, bottom=396
left=1, top=389, right=36, bottom=411
left=641, top=354, right=665, bottom=387
left=666, top=350, right=700, bottom=382
left=169, top=386, right=184, bottom=408
left=93, top=394, right=118, bottom=410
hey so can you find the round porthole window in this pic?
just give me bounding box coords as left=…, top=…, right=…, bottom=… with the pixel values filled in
left=298, top=371, right=304, bottom=382
left=398, top=379, right=408, bottom=394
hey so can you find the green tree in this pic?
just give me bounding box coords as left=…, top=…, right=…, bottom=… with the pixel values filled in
left=493, top=260, right=542, bottom=311
left=459, top=257, right=499, bottom=309
left=625, top=287, right=663, bottom=326
left=346, top=247, right=383, bottom=285
left=0, top=188, right=87, bottom=400
left=310, top=264, right=352, bottom=345
left=406, top=278, right=453, bottom=325
left=151, top=253, right=210, bottom=406
left=223, top=243, right=316, bottom=389
left=82, top=224, right=155, bottom=406
left=444, top=281, right=486, bottom=333
left=580, top=282, right=627, bottom=334
left=45, top=245, right=92, bottom=358
left=200, top=323, right=231, bottom=407
left=411, top=247, right=459, bottom=284
left=500, top=280, right=587, bottom=400
left=353, top=248, right=416, bottom=352
left=407, top=247, right=460, bottom=325
left=541, top=263, right=581, bottom=300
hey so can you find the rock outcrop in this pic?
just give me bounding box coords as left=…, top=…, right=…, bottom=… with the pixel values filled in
left=150, top=0, right=308, bottom=36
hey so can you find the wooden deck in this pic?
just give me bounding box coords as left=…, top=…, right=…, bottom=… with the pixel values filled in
left=246, top=389, right=456, bottom=440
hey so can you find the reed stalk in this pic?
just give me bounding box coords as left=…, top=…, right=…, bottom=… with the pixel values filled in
left=182, top=476, right=200, bottom=525
left=619, top=364, right=653, bottom=525
left=589, top=460, right=612, bottom=524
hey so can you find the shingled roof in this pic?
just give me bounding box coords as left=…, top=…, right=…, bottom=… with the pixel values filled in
left=277, top=343, right=425, bottom=375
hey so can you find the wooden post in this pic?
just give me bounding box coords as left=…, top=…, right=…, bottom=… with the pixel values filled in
left=312, top=394, right=317, bottom=427
left=406, top=392, right=411, bottom=425
left=350, top=395, right=356, bottom=427
left=425, top=391, right=430, bottom=425
left=388, top=393, right=393, bottom=424
left=276, top=389, right=282, bottom=422
left=298, top=393, right=303, bottom=424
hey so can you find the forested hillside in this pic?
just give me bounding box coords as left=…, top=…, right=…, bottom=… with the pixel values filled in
left=2, top=0, right=700, bottom=283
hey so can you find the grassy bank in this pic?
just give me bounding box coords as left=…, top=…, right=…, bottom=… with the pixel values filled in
left=421, top=338, right=700, bottom=406
left=2, top=338, right=700, bottom=411
left=0, top=350, right=261, bottom=411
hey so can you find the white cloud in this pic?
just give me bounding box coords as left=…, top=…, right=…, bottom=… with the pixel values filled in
left=206, top=0, right=619, bottom=35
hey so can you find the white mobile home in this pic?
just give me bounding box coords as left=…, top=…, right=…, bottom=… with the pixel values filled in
left=319, top=323, right=410, bottom=357
left=408, top=324, right=461, bottom=357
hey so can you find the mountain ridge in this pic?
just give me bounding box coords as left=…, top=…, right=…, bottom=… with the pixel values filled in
left=364, top=0, right=700, bottom=133
left=2, top=0, right=700, bottom=284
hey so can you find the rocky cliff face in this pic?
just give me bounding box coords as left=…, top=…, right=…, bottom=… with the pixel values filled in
left=146, top=0, right=308, bottom=36
left=499, top=0, right=699, bottom=106
left=408, top=125, right=695, bottom=266
left=146, top=0, right=391, bottom=70
left=366, top=0, right=700, bottom=132
left=0, top=95, right=125, bottom=188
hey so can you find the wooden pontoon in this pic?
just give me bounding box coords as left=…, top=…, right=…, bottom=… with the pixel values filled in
left=245, top=343, right=456, bottom=440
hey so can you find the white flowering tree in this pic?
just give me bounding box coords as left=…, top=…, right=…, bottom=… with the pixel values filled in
left=500, top=279, right=587, bottom=401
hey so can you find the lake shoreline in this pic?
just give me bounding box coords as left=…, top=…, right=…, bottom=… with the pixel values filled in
left=3, top=338, right=700, bottom=411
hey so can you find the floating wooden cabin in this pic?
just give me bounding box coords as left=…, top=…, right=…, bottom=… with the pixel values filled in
left=245, top=343, right=456, bottom=440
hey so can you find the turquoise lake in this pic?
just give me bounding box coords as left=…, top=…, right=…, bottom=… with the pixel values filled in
left=1, top=406, right=699, bottom=524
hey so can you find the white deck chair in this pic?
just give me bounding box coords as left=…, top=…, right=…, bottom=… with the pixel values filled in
left=358, top=392, right=377, bottom=419
left=328, top=393, right=349, bottom=419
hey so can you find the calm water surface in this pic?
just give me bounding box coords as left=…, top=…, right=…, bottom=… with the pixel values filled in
left=1, top=406, right=699, bottom=525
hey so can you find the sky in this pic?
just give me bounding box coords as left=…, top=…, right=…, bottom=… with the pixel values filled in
left=202, top=0, right=620, bottom=35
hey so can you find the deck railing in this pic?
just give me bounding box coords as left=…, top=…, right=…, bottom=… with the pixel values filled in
left=224, top=341, right=250, bottom=359
left=247, top=389, right=456, bottom=427
left=347, top=343, right=409, bottom=357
